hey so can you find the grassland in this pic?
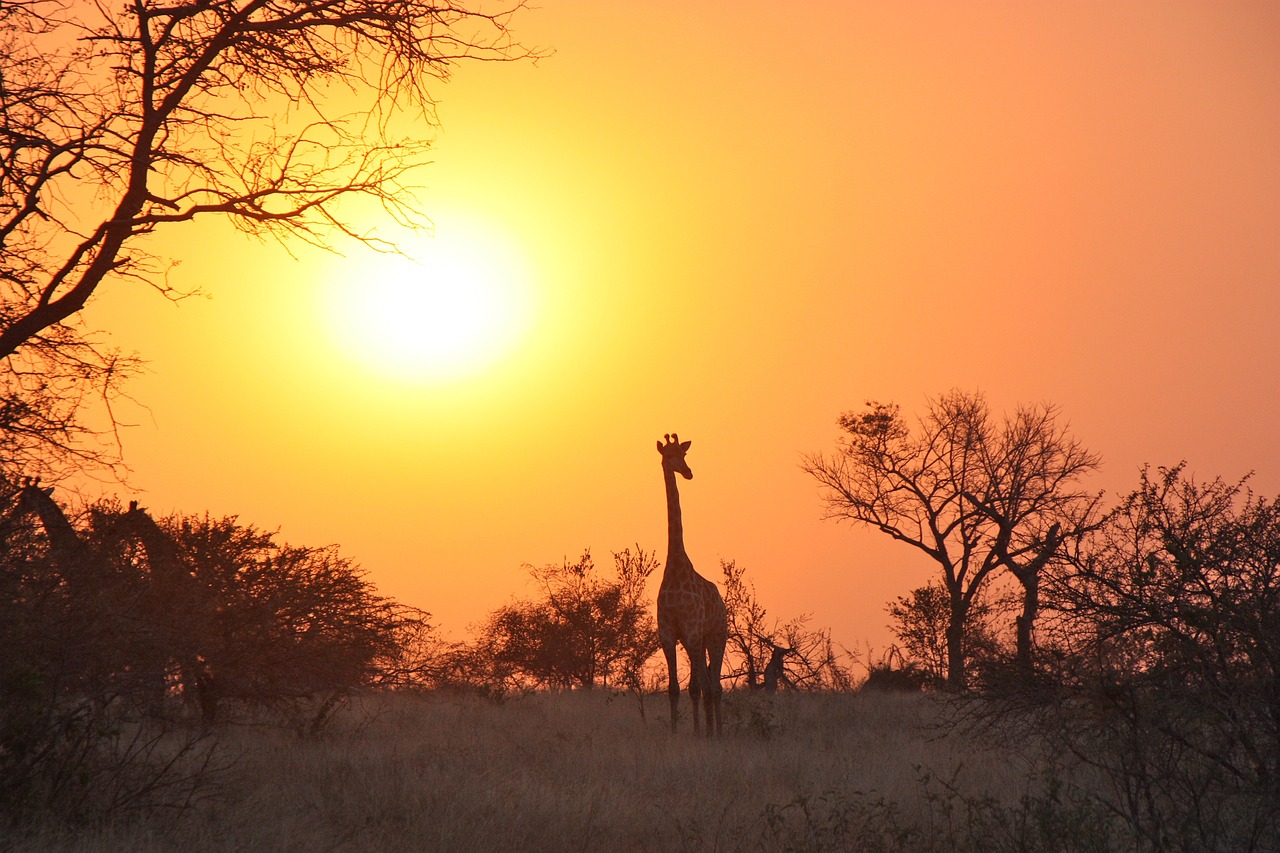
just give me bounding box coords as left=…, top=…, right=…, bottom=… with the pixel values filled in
left=4, top=689, right=1111, bottom=852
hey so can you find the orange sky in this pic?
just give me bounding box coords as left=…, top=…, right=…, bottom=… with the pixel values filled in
left=88, top=1, right=1280, bottom=655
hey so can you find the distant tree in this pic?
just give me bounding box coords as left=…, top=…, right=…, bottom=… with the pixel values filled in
left=472, top=549, right=660, bottom=691
left=767, top=619, right=857, bottom=693
left=886, top=583, right=951, bottom=685
left=720, top=558, right=855, bottom=692
left=601, top=547, right=664, bottom=690
left=368, top=604, right=445, bottom=688
left=803, top=390, right=1099, bottom=688
left=963, top=402, right=1102, bottom=670
left=0, top=0, right=529, bottom=470
left=886, top=579, right=1015, bottom=687
left=720, top=559, right=770, bottom=688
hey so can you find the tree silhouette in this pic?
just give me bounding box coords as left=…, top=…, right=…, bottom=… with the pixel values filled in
left=471, top=549, right=660, bottom=692
left=165, top=512, right=404, bottom=723
left=0, top=483, right=404, bottom=817
left=0, top=0, right=529, bottom=470
left=1030, top=464, right=1280, bottom=848
left=720, top=558, right=770, bottom=688
left=720, top=558, right=855, bottom=692
left=886, top=579, right=1015, bottom=687
left=963, top=403, right=1100, bottom=670
left=803, top=390, right=1099, bottom=688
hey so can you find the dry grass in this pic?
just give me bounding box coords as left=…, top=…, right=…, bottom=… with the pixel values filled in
left=3, top=690, right=1081, bottom=852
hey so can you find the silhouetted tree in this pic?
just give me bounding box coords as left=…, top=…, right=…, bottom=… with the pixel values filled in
left=803, top=390, right=1099, bottom=688
left=963, top=403, right=1101, bottom=670
left=720, top=559, right=770, bottom=688
left=1, top=484, right=410, bottom=818
left=1026, top=464, right=1280, bottom=848
left=367, top=604, right=444, bottom=688
left=0, top=483, right=141, bottom=710
left=166, top=513, right=404, bottom=722
left=0, top=0, right=529, bottom=470
left=720, top=558, right=855, bottom=692
left=886, top=579, right=1016, bottom=687
left=4, top=490, right=408, bottom=723
left=472, top=549, right=660, bottom=691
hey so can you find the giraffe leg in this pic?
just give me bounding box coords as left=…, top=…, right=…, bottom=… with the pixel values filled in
left=707, top=639, right=726, bottom=737
left=700, top=650, right=714, bottom=735
left=663, top=641, right=680, bottom=733
left=701, top=650, right=718, bottom=736
left=686, top=645, right=707, bottom=737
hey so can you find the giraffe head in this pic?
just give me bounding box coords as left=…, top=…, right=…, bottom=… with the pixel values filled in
left=15, top=477, right=53, bottom=511
left=656, top=433, right=693, bottom=480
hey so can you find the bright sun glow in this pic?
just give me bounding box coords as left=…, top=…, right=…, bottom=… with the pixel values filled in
left=325, top=219, right=533, bottom=382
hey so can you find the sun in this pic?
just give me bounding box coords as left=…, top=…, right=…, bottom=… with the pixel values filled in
left=324, top=219, right=533, bottom=382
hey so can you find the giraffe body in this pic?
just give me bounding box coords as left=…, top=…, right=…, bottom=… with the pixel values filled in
left=656, top=434, right=727, bottom=736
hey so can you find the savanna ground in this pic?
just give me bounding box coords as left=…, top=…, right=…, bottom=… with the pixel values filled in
left=2, top=689, right=1116, bottom=852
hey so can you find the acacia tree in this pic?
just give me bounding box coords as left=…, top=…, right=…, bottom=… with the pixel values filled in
left=803, top=390, right=1099, bottom=688
left=167, top=512, right=406, bottom=722
left=1033, top=465, right=1280, bottom=848
left=472, top=549, right=660, bottom=691
left=0, top=0, right=527, bottom=472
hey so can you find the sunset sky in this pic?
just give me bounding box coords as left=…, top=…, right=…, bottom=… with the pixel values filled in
left=88, top=1, right=1280, bottom=653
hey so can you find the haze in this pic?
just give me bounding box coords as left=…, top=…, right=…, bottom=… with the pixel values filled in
left=90, top=1, right=1280, bottom=651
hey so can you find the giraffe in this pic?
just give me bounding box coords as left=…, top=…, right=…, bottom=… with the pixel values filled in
left=13, top=478, right=97, bottom=587
left=116, top=501, right=218, bottom=722
left=656, top=433, right=727, bottom=736
left=10, top=478, right=127, bottom=700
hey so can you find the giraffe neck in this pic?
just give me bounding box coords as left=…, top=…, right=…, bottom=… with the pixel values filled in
left=26, top=493, right=82, bottom=559
left=128, top=511, right=183, bottom=577
left=664, top=466, right=687, bottom=561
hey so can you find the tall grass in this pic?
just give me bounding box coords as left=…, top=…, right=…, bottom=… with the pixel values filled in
left=3, top=690, right=1113, bottom=852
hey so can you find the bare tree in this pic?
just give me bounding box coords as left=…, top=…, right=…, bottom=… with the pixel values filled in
left=720, top=558, right=770, bottom=688
left=720, top=558, right=855, bottom=692
left=0, top=0, right=529, bottom=472
left=803, top=390, right=1099, bottom=688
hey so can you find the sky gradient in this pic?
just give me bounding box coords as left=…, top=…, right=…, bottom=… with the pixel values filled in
left=89, top=1, right=1280, bottom=654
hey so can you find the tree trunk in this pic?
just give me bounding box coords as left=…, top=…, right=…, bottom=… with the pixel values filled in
left=1011, top=524, right=1058, bottom=673
left=946, top=608, right=967, bottom=690
left=1015, top=573, right=1040, bottom=670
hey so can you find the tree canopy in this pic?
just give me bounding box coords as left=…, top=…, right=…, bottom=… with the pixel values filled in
left=0, top=0, right=529, bottom=472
